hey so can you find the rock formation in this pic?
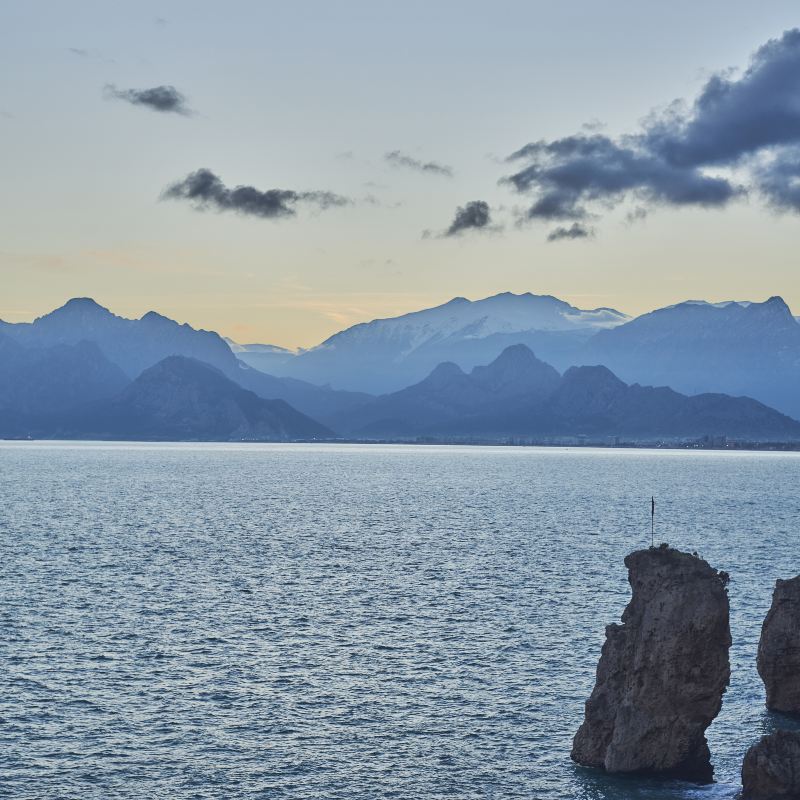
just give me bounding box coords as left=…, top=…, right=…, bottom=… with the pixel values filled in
left=742, top=730, right=800, bottom=799
left=571, top=545, right=731, bottom=783
left=758, top=576, right=800, bottom=714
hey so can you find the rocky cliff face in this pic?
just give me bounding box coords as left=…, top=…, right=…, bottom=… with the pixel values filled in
left=758, top=576, right=800, bottom=714
left=742, top=730, right=800, bottom=799
left=571, top=546, right=731, bottom=783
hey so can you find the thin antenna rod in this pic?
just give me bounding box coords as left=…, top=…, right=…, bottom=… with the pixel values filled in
left=651, top=496, right=655, bottom=548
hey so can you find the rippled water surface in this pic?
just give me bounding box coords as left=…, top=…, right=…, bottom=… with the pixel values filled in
left=3, top=442, right=800, bottom=799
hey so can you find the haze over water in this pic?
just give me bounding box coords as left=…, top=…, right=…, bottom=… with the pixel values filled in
left=3, top=442, right=800, bottom=799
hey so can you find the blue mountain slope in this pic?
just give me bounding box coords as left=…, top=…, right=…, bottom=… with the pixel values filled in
left=334, top=345, right=800, bottom=441
left=272, top=292, right=628, bottom=393
left=54, top=356, right=333, bottom=441
left=0, top=299, right=371, bottom=423
left=0, top=332, right=129, bottom=418
left=581, top=297, right=800, bottom=417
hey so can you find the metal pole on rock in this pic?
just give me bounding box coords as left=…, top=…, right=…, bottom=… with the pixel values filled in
left=651, top=496, right=655, bottom=548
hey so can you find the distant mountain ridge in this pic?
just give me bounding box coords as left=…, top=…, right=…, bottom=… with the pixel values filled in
left=80, top=356, right=332, bottom=441
left=235, top=292, right=800, bottom=418
left=0, top=297, right=237, bottom=379
left=5, top=293, right=800, bottom=442
left=332, top=345, right=800, bottom=441
left=0, top=298, right=371, bottom=423
left=327, top=344, right=561, bottom=435
left=581, top=296, right=800, bottom=417
left=224, top=338, right=296, bottom=374
left=0, top=332, right=129, bottom=416
left=258, top=292, right=629, bottom=393
left=10, top=356, right=332, bottom=441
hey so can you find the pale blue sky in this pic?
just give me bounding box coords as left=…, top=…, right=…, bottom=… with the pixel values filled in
left=1, top=1, right=799, bottom=346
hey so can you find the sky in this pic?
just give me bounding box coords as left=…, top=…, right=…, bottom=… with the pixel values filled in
left=1, top=0, right=800, bottom=348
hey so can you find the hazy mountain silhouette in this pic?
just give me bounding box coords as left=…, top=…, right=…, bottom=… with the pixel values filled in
left=470, top=343, right=562, bottom=397
left=0, top=298, right=237, bottom=379
left=581, top=297, right=800, bottom=417
left=226, top=339, right=296, bottom=374
left=0, top=298, right=371, bottom=422
left=268, top=292, right=628, bottom=393
left=6, top=294, right=800, bottom=437
left=55, top=356, right=332, bottom=441
left=234, top=293, right=800, bottom=419
left=329, top=344, right=561, bottom=436
left=235, top=366, right=371, bottom=425
left=0, top=332, right=129, bottom=418
left=465, top=364, right=800, bottom=439
left=335, top=345, right=800, bottom=441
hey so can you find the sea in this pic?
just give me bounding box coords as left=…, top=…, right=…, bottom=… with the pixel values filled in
left=2, top=441, right=799, bottom=799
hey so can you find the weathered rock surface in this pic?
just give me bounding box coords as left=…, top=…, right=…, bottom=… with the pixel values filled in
left=571, top=546, right=731, bottom=783
left=742, top=730, right=800, bottom=799
left=758, top=576, right=800, bottom=714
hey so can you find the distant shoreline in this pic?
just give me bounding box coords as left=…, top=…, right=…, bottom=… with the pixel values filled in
left=4, top=436, right=800, bottom=452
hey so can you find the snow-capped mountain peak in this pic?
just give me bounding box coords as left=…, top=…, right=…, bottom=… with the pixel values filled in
left=318, top=292, right=629, bottom=356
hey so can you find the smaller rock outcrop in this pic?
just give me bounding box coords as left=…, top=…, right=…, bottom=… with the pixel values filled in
left=758, top=576, right=800, bottom=714
left=742, top=730, right=800, bottom=799
left=571, top=546, right=731, bottom=783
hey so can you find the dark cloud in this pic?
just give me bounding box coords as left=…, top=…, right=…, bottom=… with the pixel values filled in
left=504, top=29, right=800, bottom=226
left=104, top=84, right=192, bottom=115
left=445, top=200, right=492, bottom=236
left=644, top=29, right=800, bottom=167
left=756, top=147, right=800, bottom=211
left=506, top=133, right=740, bottom=223
left=68, top=47, right=88, bottom=57
left=547, top=222, right=594, bottom=242
left=385, top=150, right=453, bottom=177
left=161, top=169, right=350, bottom=219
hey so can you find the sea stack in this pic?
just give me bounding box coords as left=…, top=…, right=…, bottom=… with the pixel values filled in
left=571, top=546, right=731, bottom=783
left=757, top=576, right=800, bottom=714
left=742, top=730, right=800, bottom=800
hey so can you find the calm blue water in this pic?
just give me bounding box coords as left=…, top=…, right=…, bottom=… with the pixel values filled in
left=2, top=442, right=800, bottom=799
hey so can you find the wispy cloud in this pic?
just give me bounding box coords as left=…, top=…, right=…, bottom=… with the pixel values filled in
left=385, top=150, right=453, bottom=177
left=503, top=28, right=800, bottom=238
left=547, top=222, right=594, bottom=242
left=161, top=169, right=351, bottom=220
left=104, top=84, right=193, bottom=115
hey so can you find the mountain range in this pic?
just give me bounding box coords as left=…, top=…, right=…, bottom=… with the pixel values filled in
left=582, top=297, right=800, bottom=417
left=237, top=292, right=628, bottom=394
left=0, top=298, right=369, bottom=425
left=54, top=357, right=332, bottom=441
left=2, top=293, right=800, bottom=443
left=330, top=345, right=800, bottom=441
left=0, top=298, right=235, bottom=379
left=234, top=292, right=800, bottom=419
